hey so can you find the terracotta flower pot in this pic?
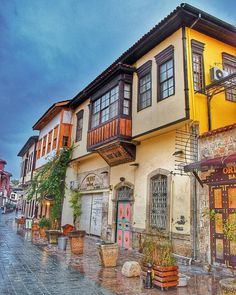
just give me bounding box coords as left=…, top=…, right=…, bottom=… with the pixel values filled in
left=62, top=224, right=75, bottom=236
left=141, top=264, right=179, bottom=290
left=68, top=230, right=86, bottom=254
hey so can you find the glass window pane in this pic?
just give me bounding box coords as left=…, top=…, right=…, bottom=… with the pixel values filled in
left=101, top=108, right=109, bottom=123
left=110, top=101, right=118, bottom=119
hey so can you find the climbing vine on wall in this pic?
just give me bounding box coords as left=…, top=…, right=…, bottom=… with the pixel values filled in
left=69, top=190, right=82, bottom=226
left=27, top=146, right=73, bottom=225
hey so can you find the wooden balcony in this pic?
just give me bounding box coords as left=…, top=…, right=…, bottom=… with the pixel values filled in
left=87, top=118, right=132, bottom=150
left=87, top=118, right=136, bottom=166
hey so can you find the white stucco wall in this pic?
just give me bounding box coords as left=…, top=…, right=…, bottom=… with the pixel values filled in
left=35, top=113, right=61, bottom=169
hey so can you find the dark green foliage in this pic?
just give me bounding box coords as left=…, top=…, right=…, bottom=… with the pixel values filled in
left=27, top=146, right=73, bottom=225
left=69, top=191, right=82, bottom=226
left=38, top=217, right=51, bottom=228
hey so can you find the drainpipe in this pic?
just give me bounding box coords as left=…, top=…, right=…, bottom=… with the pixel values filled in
left=192, top=126, right=199, bottom=260
left=181, top=5, right=202, bottom=261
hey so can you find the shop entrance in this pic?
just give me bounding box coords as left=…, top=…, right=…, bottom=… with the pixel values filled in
left=209, top=184, right=236, bottom=267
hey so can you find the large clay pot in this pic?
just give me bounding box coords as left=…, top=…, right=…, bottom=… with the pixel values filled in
left=68, top=230, right=86, bottom=254
left=97, top=242, right=119, bottom=267
left=141, top=264, right=179, bottom=291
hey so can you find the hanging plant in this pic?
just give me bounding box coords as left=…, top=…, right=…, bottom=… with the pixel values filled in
left=69, top=190, right=82, bottom=227
left=27, top=146, right=73, bottom=227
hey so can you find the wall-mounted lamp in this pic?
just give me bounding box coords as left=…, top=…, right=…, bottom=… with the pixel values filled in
left=129, top=163, right=139, bottom=167
left=46, top=201, right=50, bottom=206
left=172, top=150, right=184, bottom=156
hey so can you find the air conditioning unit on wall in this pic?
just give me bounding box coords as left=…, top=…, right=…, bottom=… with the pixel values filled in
left=210, top=67, right=228, bottom=82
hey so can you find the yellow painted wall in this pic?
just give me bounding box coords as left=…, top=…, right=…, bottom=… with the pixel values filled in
left=109, top=130, right=191, bottom=235
left=132, top=29, right=186, bottom=137
left=186, top=28, right=236, bottom=134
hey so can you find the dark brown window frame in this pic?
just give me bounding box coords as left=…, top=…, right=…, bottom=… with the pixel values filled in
left=137, top=60, right=152, bottom=111
left=91, top=85, right=119, bottom=129
left=123, top=82, right=132, bottom=116
left=222, top=52, right=236, bottom=102
left=191, top=39, right=205, bottom=93
left=75, top=110, right=84, bottom=142
left=62, top=136, right=69, bottom=147
left=155, top=45, right=175, bottom=101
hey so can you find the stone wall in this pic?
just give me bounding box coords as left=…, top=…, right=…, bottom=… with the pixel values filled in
left=200, top=128, right=236, bottom=159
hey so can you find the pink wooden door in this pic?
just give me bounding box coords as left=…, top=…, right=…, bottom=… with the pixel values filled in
left=117, top=202, right=131, bottom=249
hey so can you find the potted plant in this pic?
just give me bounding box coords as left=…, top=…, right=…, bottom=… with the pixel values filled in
left=97, top=241, right=119, bottom=267
left=38, top=217, right=51, bottom=238
left=68, top=191, right=86, bottom=254
left=141, top=235, right=178, bottom=291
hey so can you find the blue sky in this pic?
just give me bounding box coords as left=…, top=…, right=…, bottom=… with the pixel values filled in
left=0, top=0, right=235, bottom=179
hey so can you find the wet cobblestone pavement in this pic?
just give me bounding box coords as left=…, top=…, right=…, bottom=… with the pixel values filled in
left=1, top=213, right=235, bottom=294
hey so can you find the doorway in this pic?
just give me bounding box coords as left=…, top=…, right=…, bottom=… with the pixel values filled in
left=115, top=185, right=133, bottom=249
left=209, top=184, right=236, bottom=267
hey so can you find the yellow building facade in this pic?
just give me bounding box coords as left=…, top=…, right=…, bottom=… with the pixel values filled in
left=62, top=4, right=235, bottom=265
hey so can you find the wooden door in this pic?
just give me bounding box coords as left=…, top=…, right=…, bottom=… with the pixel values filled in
left=80, top=195, right=92, bottom=234
left=116, top=202, right=131, bottom=249
left=90, top=195, right=103, bottom=236
left=210, top=184, right=236, bottom=267
left=80, top=194, right=103, bottom=236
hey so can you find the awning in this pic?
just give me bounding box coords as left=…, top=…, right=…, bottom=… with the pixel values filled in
left=184, top=153, right=236, bottom=172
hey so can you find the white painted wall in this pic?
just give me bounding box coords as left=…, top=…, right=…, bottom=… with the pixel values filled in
left=36, top=113, right=61, bottom=169
left=63, top=111, right=72, bottom=124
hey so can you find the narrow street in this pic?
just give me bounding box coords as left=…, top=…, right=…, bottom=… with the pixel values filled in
left=0, top=213, right=235, bottom=295
left=0, top=213, right=113, bottom=295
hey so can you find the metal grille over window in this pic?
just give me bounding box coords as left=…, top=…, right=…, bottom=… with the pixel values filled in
left=150, top=174, right=167, bottom=229
left=117, top=186, right=133, bottom=201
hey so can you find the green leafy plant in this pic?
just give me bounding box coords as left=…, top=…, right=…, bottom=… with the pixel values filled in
left=202, top=208, right=217, bottom=221
left=141, top=234, right=176, bottom=267
left=38, top=217, right=51, bottom=229
left=69, top=190, right=82, bottom=226
left=27, top=146, right=73, bottom=226
left=223, top=214, right=236, bottom=242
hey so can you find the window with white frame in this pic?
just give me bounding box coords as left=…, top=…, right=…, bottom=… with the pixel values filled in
left=91, top=85, right=119, bottom=128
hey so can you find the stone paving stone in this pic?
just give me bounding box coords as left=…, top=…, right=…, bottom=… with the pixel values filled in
left=1, top=212, right=235, bottom=295
left=0, top=213, right=114, bottom=295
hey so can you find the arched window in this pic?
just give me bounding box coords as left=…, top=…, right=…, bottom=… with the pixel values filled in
left=116, top=186, right=133, bottom=201
left=150, top=174, right=168, bottom=230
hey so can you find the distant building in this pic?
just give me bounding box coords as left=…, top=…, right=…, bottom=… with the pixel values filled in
left=17, top=136, right=38, bottom=217
left=0, top=159, right=12, bottom=207
left=32, top=100, right=72, bottom=219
